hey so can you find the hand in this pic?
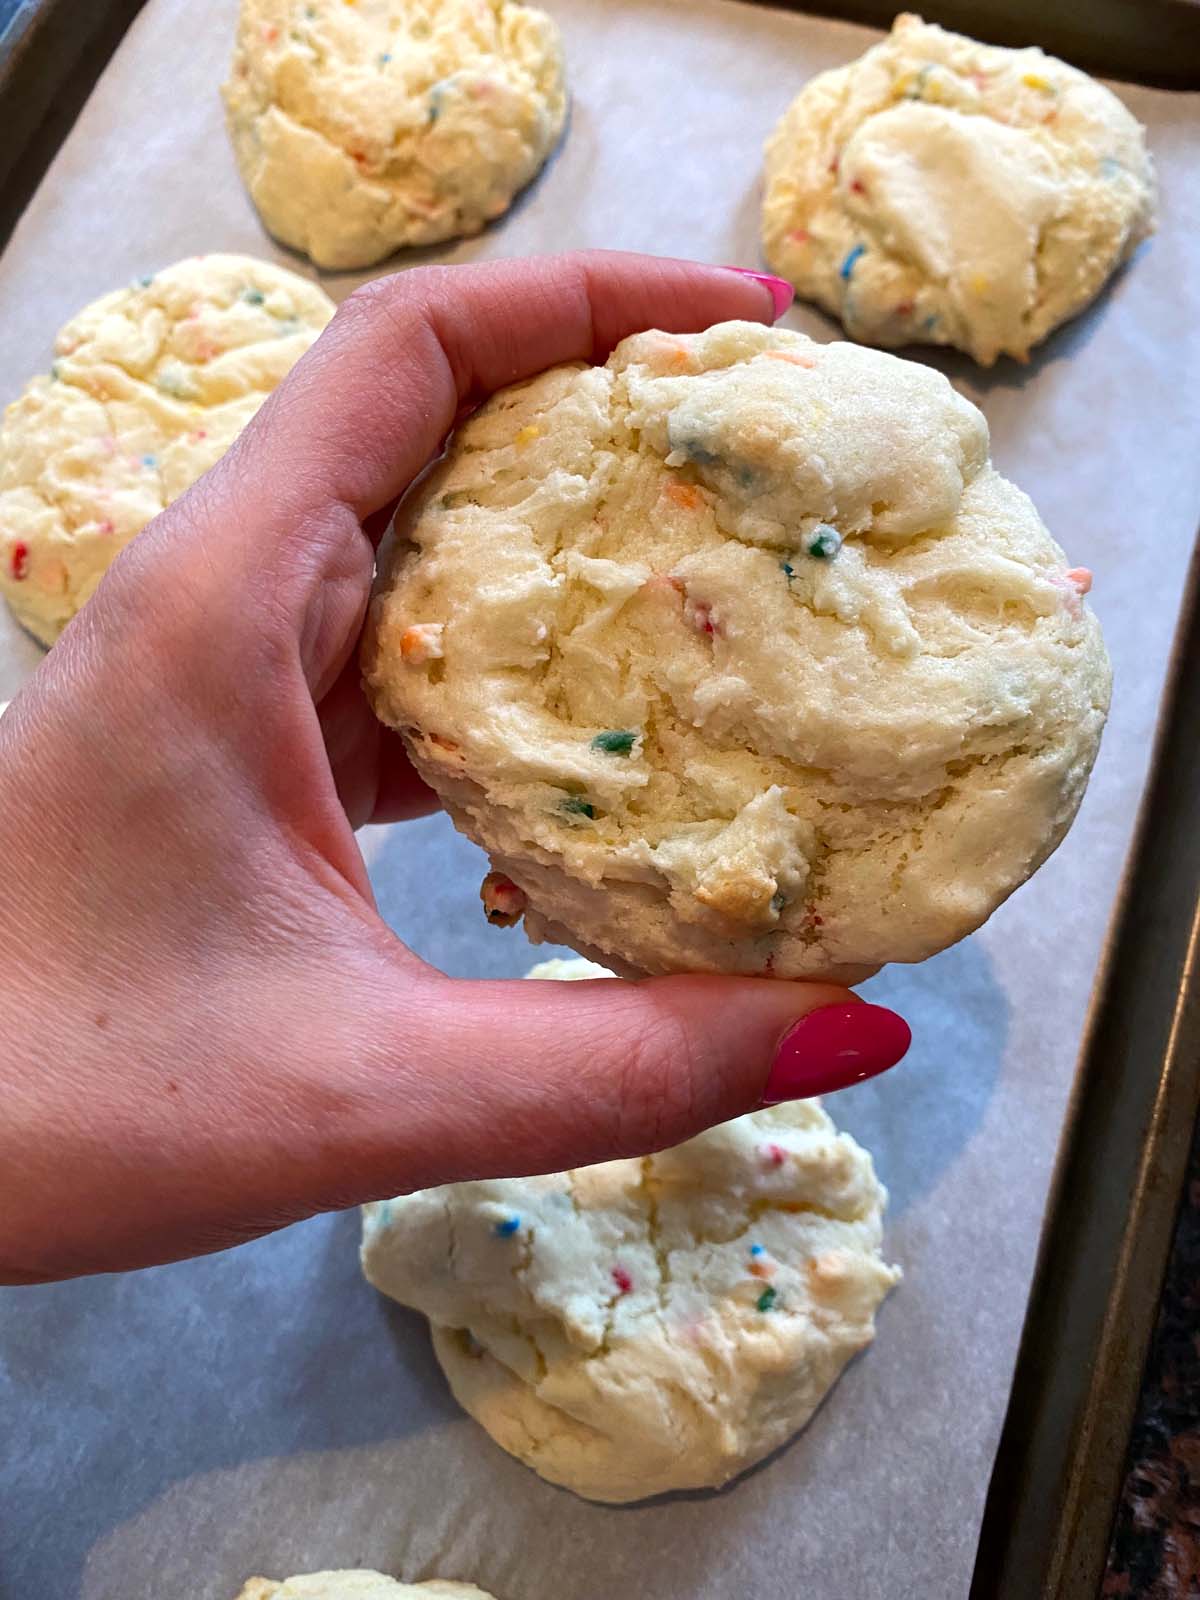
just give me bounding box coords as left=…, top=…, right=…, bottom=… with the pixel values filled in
left=0, top=252, right=909, bottom=1283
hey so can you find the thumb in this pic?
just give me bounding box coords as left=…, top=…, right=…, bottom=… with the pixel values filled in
left=329, top=968, right=910, bottom=1201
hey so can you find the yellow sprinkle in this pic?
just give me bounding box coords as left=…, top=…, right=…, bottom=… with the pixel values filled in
left=514, top=425, right=542, bottom=448
left=1022, top=72, right=1052, bottom=91
left=969, top=273, right=990, bottom=296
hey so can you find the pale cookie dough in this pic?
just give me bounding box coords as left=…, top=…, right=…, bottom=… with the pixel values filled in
left=762, top=13, right=1156, bottom=365
left=0, top=255, right=333, bottom=647
left=363, top=320, right=1111, bottom=983
left=236, top=1575, right=496, bottom=1600
left=223, top=0, right=567, bottom=270
left=363, top=963, right=899, bottom=1502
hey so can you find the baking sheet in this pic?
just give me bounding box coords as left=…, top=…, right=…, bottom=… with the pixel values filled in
left=1, top=2, right=1198, bottom=1596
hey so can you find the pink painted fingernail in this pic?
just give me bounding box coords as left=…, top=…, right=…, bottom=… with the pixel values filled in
left=762, top=1003, right=911, bottom=1103
left=722, top=267, right=794, bottom=321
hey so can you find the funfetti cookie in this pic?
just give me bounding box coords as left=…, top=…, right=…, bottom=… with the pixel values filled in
left=363, top=959, right=900, bottom=1504
left=762, top=13, right=1156, bottom=365
left=0, top=255, right=332, bottom=646
left=363, top=320, right=1111, bottom=983
left=224, top=0, right=567, bottom=270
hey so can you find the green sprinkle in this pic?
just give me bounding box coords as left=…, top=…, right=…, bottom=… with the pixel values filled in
left=806, top=525, right=843, bottom=560
left=756, top=1286, right=777, bottom=1313
left=591, top=730, right=636, bottom=756
left=561, top=796, right=595, bottom=819
left=242, top=287, right=265, bottom=306
left=136, top=274, right=154, bottom=288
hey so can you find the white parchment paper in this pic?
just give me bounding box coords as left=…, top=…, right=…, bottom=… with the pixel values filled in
left=2, top=3, right=1198, bottom=1597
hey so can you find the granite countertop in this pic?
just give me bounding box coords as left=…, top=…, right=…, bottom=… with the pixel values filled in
left=1104, top=1118, right=1200, bottom=1596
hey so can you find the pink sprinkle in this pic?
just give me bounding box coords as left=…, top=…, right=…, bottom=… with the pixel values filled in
left=764, top=1144, right=786, bottom=1168
left=189, top=429, right=208, bottom=444
left=612, top=1266, right=633, bottom=1295
left=1065, top=567, right=1093, bottom=595
left=99, top=519, right=115, bottom=536
left=788, top=228, right=810, bottom=244
left=689, top=600, right=718, bottom=637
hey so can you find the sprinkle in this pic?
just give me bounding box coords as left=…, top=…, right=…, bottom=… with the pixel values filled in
left=969, top=272, right=990, bottom=296
left=612, top=1266, right=633, bottom=1294
left=689, top=600, right=718, bottom=637
left=141, top=454, right=158, bottom=469
left=400, top=621, right=445, bottom=664
left=922, top=313, right=940, bottom=332
left=849, top=178, right=867, bottom=196
left=749, top=1243, right=765, bottom=1257
left=136, top=274, right=154, bottom=288
left=771, top=890, right=787, bottom=913
left=99, top=519, right=115, bottom=536
left=514, top=424, right=542, bottom=449
left=665, top=481, right=702, bottom=511
left=1065, top=567, right=1093, bottom=595
left=839, top=244, right=866, bottom=281
left=560, top=795, right=595, bottom=819
left=242, top=287, right=265, bottom=305
left=49, top=363, right=61, bottom=382
left=750, top=1258, right=774, bottom=1280
left=894, top=300, right=915, bottom=317
left=763, top=349, right=816, bottom=368
left=261, top=22, right=279, bottom=41
left=806, top=524, right=842, bottom=560
left=378, top=51, right=392, bottom=65
left=189, top=429, right=208, bottom=444
left=756, top=1286, right=778, bottom=1313
left=781, top=560, right=795, bottom=582
left=1021, top=71, right=1053, bottom=92
left=787, top=228, right=809, bottom=244
left=763, top=1143, right=786, bottom=1168
left=1100, top=156, right=1125, bottom=179
left=591, top=729, right=636, bottom=755
left=9, top=542, right=29, bottom=581
left=481, top=871, right=526, bottom=927
left=493, top=1215, right=521, bottom=1237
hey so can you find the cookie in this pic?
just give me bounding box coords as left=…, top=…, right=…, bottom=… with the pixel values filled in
left=0, top=255, right=333, bottom=647
left=223, top=0, right=567, bottom=270
left=363, top=320, right=1111, bottom=983
left=761, top=13, right=1156, bottom=365
left=363, top=960, right=899, bottom=1503
left=236, top=1576, right=495, bottom=1600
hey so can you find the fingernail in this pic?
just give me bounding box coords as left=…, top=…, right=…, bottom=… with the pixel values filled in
left=762, top=1003, right=911, bottom=1103
left=722, top=267, right=794, bottom=321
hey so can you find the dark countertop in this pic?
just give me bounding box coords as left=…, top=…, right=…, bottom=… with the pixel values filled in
left=1104, top=1116, right=1200, bottom=1596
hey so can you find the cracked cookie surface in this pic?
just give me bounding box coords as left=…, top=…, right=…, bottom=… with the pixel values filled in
left=236, top=1575, right=496, bottom=1599
left=0, top=254, right=332, bottom=646
left=223, top=0, right=567, bottom=270
left=761, top=13, right=1156, bottom=365
left=363, top=319, right=1111, bottom=982
left=361, top=957, right=900, bottom=1503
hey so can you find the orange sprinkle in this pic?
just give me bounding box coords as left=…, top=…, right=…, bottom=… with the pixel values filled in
left=665, top=481, right=702, bottom=511
left=1065, top=567, right=1093, bottom=594
left=763, top=350, right=816, bottom=369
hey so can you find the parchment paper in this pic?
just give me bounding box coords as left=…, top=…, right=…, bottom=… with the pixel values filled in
left=2, top=3, right=1198, bottom=1597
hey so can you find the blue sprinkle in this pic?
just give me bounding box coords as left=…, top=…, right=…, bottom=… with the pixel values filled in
left=428, top=82, right=447, bottom=122
left=136, top=274, right=155, bottom=289
left=780, top=560, right=795, bottom=582
left=839, top=244, right=866, bottom=282
left=750, top=1243, right=765, bottom=1257
left=141, top=454, right=158, bottom=469
left=494, top=1215, right=521, bottom=1237
left=922, top=313, right=939, bottom=333
left=1099, top=156, right=1124, bottom=179
left=378, top=51, right=392, bottom=66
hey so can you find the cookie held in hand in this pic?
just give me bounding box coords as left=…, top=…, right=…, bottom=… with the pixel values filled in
left=364, top=320, right=1110, bottom=981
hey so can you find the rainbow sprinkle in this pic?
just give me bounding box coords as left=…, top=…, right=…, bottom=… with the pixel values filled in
left=494, top=1215, right=521, bottom=1238
left=591, top=730, right=636, bottom=755
left=756, top=1287, right=777, bottom=1313
left=840, top=244, right=866, bottom=282
left=561, top=795, right=595, bottom=819
left=750, top=1243, right=765, bottom=1258
left=807, top=525, right=842, bottom=560
left=612, top=1265, right=633, bottom=1295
